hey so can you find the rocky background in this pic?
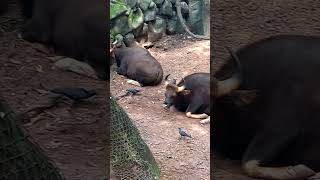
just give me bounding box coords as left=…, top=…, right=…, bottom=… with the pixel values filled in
left=110, top=0, right=209, bottom=46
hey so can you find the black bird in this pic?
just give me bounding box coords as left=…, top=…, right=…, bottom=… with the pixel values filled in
left=50, top=87, right=97, bottom=101
left=115, top=88, right=141, bottom=100
left=126, top=88, right=140, bottom=95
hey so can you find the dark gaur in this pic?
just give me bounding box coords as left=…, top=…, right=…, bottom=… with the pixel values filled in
left=213, top=35, right=320, bottom=180
left=112, top=47, right=164, bottom=87
left=0, top=0, right=8, bottom=15
left=20, top=0, right=108, bottom=80
left=163, top=72, right=210, bottom=124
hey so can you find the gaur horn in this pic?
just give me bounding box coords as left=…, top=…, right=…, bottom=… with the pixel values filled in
left=216, top=47, right=242, bottom=97
left=164, top=74, right=171, bottom=81
left=164, top=74, right=170, bottom=86
left=177, top=85, right=186, bottom=92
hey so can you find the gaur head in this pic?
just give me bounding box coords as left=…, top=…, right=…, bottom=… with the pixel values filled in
left=163, top=74, right=191, bottom=108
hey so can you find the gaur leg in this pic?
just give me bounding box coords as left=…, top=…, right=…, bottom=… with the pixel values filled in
left=309, top=173, right=320, bottom=180
left=85, top=47, right=107, bottom=80
left=242, top=90, right=315, bottom=179
left=200, top=116, right=210, bottom=124
left=185, top=99, right=209, bottom=119
left=242, top=132, right=315, bottom=179
left=126, top=79, right=142, bottom=87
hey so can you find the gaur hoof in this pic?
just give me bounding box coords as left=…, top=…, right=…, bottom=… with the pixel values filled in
left=308, top=172, right=320, bottom=180
left=200, top=117, right=210, bottom=124
left=287, top=164, right=316, bottom=179
left=244, top=160, right=316, bottom=180
left=127, top=79, right=141, bottom=87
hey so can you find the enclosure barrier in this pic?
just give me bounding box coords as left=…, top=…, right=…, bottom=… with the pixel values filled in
left=0, top=97, right=65, bottom=180
left=110, top=96, right=160, bottom=179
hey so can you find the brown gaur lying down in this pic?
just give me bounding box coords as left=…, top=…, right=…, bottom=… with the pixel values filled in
left=110, top=46, right=163, bottom=87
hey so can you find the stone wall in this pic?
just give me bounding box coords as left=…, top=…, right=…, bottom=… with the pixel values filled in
left=110, top=0, right=206, bottom=46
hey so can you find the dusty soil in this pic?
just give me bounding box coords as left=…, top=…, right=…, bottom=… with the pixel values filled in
left=0, top=2, right=107, bottom=180
left=110, top=35, right=210, bottom=180
left=211, top=0, right=320, bottom=179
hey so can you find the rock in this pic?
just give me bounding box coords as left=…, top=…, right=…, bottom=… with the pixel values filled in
left=114, top=34, right=124, bottom=45
left=144, top=4, right=158, bottom=22
left=54, top=58, right=97, bottom=79
left=142, top=23, right=149, bottom=35
left=111, top=15, right=132, bottom=35
left=160, top=0, right=173, bottom=17
left=148, top=16, right=166, bottom=42
left=132, top=22, right=148, bottom=38
left=166, top=11, right=177, bottom=34
left=124, top=33, right=139, bottom=47
left=153, top=0, right=164, bottom=7
left=125, top=0, right=138, bottom=8
left=149, top=16, right=166, bottom=33
left=128, top=8, right=144, bottom=30
left=132, top=23, right=143, bottom=37
left=188, top=0, right=204, bottom=34
left=139, top=0, right=152, bottom=11
left=110, top=1, right=129, bottom=20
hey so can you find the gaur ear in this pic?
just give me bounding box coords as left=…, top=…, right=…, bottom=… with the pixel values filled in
left=181, top=90, right=191, bottom=96
left=229, top=90, right=259, bottom=106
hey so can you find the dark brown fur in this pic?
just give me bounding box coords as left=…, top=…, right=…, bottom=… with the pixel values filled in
left=112, top=47, right=163, bottom=86
left=213, top=35, right=320, bottom=172
left=20, top=0, right=107, bottom=80
left=164, top=73, right=210, bottom=115
left=0, top=0, right=8, bottom=15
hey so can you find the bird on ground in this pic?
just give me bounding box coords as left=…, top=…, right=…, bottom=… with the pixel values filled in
left=178, top=127, right=192, bottom=139
left=49, top=87, right=97, bottom=101
left=115, top=88, right=141, bottom=100
left=126, top=88, right=140, bottom=95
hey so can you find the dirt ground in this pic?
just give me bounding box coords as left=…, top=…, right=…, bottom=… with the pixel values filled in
left=211, top=0, right=320, bottom=179
left=110, top=35, right=210, bottom=180
left=0, top=3, right=107, bottom=180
